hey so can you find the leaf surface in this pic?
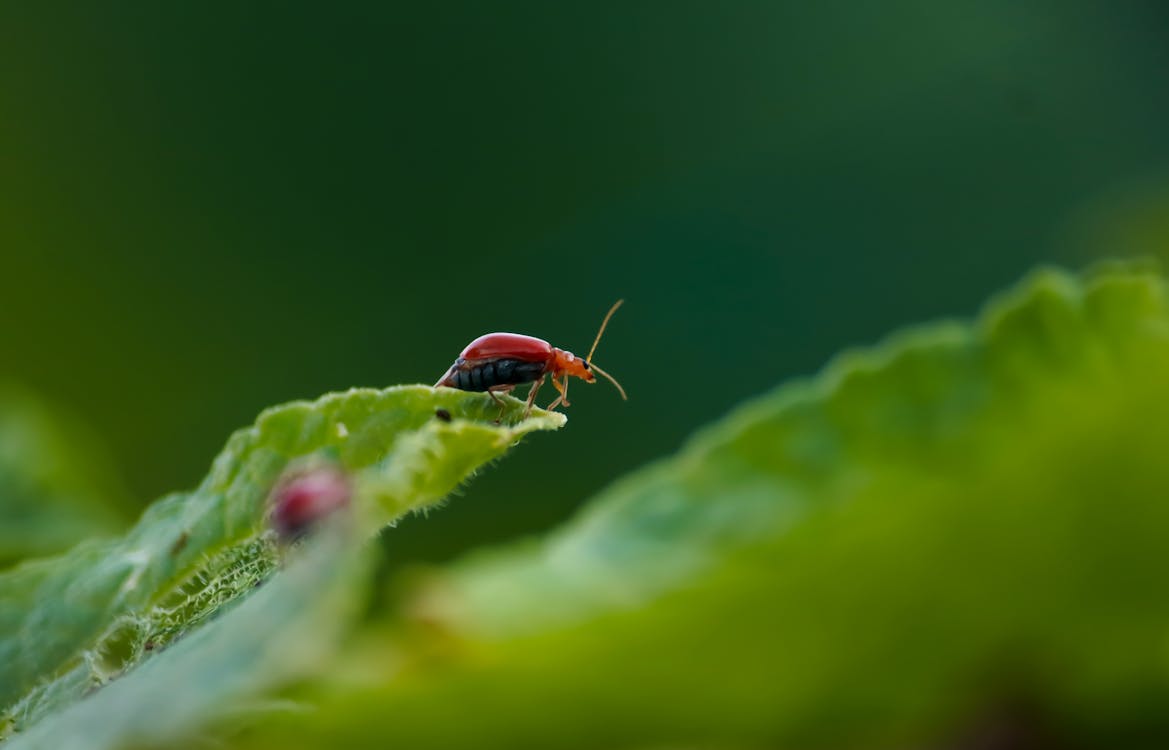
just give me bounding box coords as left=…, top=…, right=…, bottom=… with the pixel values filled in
left=231, top=263, right=1169, bottom=748
left=0, top=386, right=563, bottom=748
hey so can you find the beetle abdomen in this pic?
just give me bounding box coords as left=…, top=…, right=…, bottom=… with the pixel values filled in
left=448, top=358, right=547, bottom=391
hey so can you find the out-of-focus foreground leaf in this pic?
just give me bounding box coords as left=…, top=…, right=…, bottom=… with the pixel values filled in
left=226, top=263, right=1169, bottom=749
left=0, top=387, right=563, bottom=749
left=0, top=384, right=131, bottom=567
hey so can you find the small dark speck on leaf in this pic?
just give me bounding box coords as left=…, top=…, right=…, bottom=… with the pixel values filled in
left=435, top=408, right=452, bottom=422
left=170, top=532, right=189, bottom=556
left=143, top=641, right=156, bottom=651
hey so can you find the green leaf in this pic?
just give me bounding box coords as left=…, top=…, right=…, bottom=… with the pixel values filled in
left=428, top=267, right=1133, bottom=637
left=0, top=386, right=563, bottom=747
left=6, top=522, right=368, bottom=750
left=0, top=383, right=131, bottom=567
left=227, top=262, right=1169, bottom=748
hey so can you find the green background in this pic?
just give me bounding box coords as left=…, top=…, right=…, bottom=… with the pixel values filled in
left=2, top=1, right=1168, bottom=563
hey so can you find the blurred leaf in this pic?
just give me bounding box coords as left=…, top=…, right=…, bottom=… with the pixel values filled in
left=226, top=262, right=1169, bottom=748
left=7, top=522, right=367, bottom=750
left=0, top=386, right=563, bottom=748
left=0, top=384, right=131, bottom=567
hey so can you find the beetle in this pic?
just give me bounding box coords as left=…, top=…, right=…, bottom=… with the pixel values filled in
left=268, top=463, right=352, bottom=541
left=434, top=299, right=628, bottom=421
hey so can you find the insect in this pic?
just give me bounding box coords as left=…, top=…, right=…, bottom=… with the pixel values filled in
left=268, top=464, right=352, bottom=540
left=434, top=299, right=628, bottom=421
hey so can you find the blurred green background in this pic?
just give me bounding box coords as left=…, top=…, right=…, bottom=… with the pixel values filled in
left=2, top=1, right=1168, bottom=563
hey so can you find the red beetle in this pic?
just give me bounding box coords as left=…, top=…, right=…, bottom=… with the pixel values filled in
left=435, top=300, right=627, bottom=420
left=269, top=463, right=352, bottom=540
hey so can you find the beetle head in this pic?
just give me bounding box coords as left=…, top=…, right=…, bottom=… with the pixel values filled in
left=552, top=349, right=596, bottom=383
left=549, top=300, right=628, bottom=402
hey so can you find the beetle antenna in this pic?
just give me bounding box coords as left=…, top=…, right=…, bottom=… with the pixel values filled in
left=588, top=362, right=628, bottom=400
left=586, top=299, right=624, bottom=363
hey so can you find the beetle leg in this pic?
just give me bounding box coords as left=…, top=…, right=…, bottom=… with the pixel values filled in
left=487, top=385, right=515, bottom=424
left=547, top=376, right=571, bottom=411
left=523, top=376, right=545, bottom=418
